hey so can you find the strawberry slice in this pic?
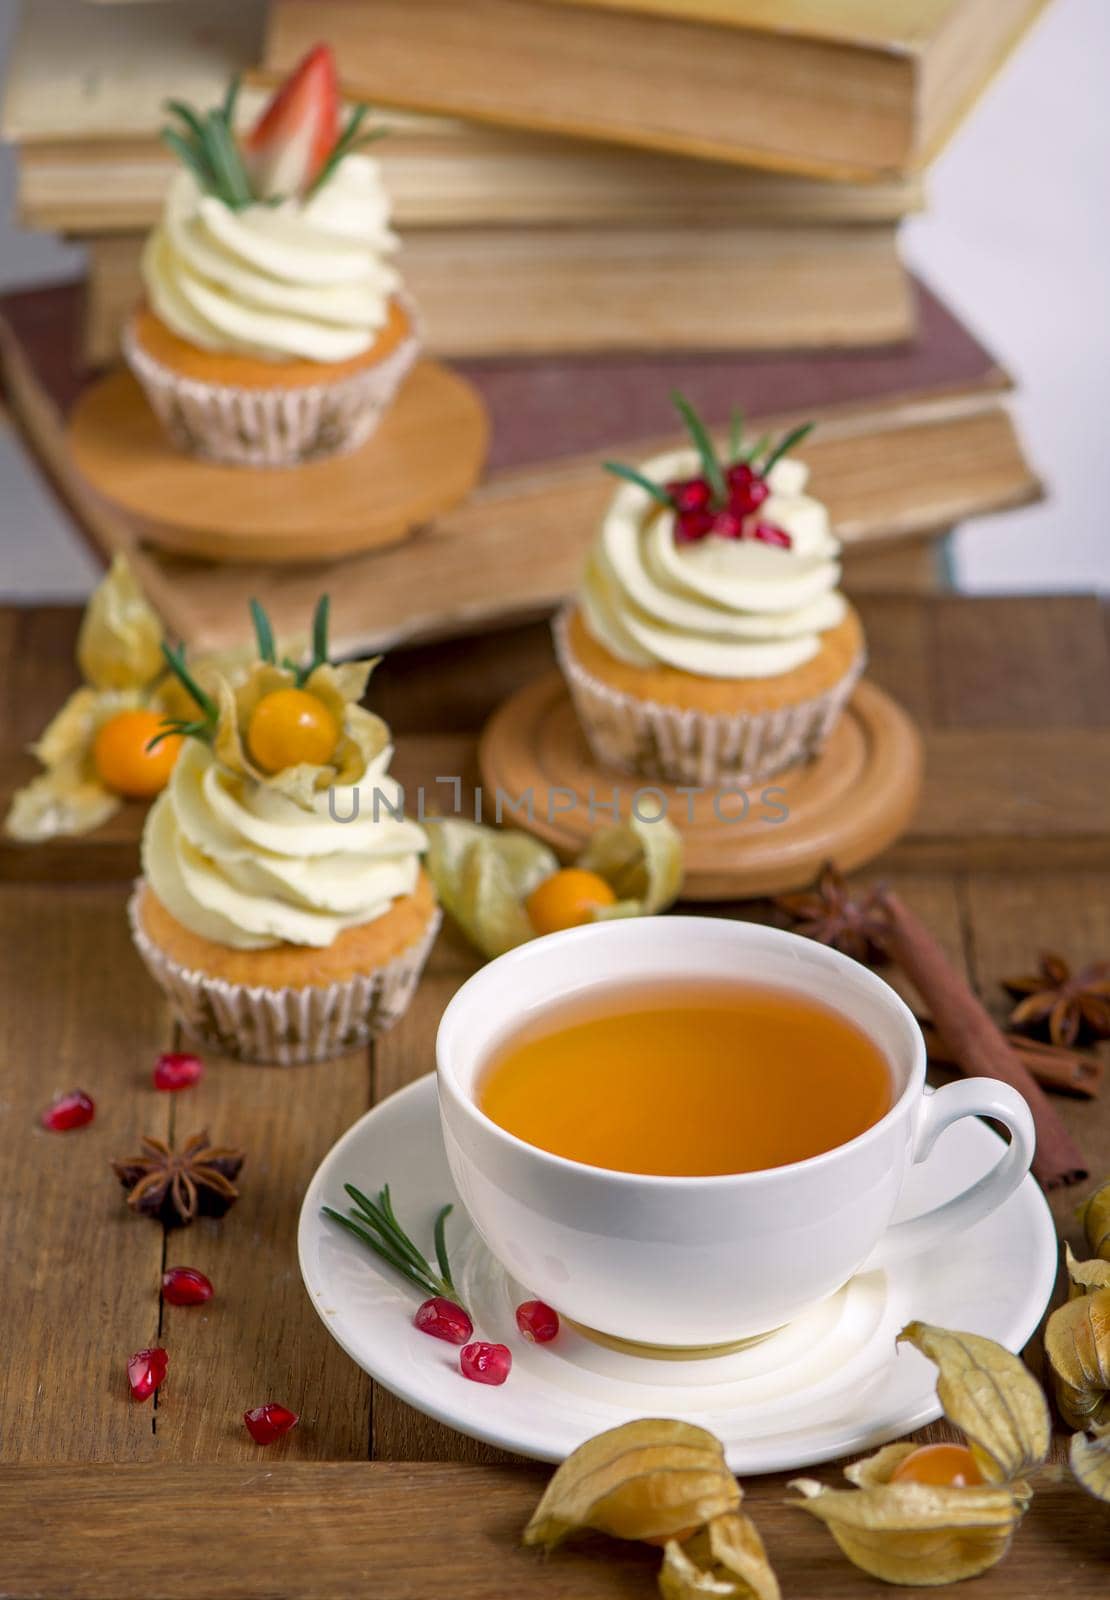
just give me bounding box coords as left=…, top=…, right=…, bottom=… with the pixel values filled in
left=243, top=43, right=340, bottom=200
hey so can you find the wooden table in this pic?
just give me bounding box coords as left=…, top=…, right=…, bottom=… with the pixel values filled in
left=1, top=595, right=1108, bottom=1598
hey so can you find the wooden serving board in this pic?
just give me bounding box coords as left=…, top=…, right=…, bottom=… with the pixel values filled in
left=479, top=672, right=923, bottom=897
left=66, top=361, right=490, bottom=564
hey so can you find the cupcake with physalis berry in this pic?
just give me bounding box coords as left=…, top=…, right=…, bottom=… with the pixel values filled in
left=124, top=45, right=417, bottom=466
left=554, top=394, right=865, bottom=789
left=129, top=596, right=439, bottom=1064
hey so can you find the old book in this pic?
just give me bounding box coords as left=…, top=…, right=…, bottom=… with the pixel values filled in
left=15, top=122, right=923, bottom=235
left=79, top=223, right=913, bottom=362
left=264, top=0, right=1050, bottom=180
left=0, top=282, right=1040, bottom=655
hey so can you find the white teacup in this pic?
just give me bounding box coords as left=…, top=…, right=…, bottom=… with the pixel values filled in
left=436, top=916, right=1035, bottom=1348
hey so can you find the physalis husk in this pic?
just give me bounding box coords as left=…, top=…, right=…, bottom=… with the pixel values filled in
left=790, top=1322, right=1050, bottom=1587
left=660, top=1511, right=780, bottom=1600
left=425, top=813, right=684, bottom=960
left=1079, top=1175, right=1110, bottom=1263
left=1065, top=1243, right=1110, bottom=1299
left=1070, top=1423, right=1110, bottom=1504
left=1044, top=1287, right=1110, bottom=1430
left=523, top=1419, right=740, bottom=1551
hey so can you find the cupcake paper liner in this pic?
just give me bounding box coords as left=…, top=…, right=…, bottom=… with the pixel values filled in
left=122, top=310, right=420, bottom=468
left=128, top=885, right=441, bottom=1065
left=553, top=607, right=865, bottom=790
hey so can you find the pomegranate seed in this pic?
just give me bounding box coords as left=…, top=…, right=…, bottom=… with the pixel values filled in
left=414, top=1297, right=473, bottom=1345
left=516, top=1300, right=560, bottom=1344
left=153, top=1051, right=204, bottom=1091
left=727, top=462, right=770, bottom=514
left=674, top=508, right=713, bottom=544
left=665, top=476, right=712, bottom=514
left=127, top=1346, right=168, bottom=1402
left=40, top=1090, right=95, bottom=1132
left=712, top=508, right=746, bottom=540
left=460, top=1341, right=512, bottom=1386
left=751, top=522, right=793, bottom=549
left=243, top=1403, right=299, bottom=1445
left=162, top=1266, right=214, bottom=1306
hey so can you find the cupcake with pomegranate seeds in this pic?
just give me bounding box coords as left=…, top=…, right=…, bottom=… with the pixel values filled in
left=125, top=44, right=418, bottom=466
left=129, top=596, right=439, bottom=1064
left=554, top=394, right=865, bottom=788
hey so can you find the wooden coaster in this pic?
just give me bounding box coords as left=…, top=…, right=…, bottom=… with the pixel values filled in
left=478, top=673, right=923, bottom=900
left=66, top=360, right=489, bottom=565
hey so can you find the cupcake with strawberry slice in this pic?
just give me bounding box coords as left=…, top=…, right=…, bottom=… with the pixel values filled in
left=554, top=394, right=865, bottom=788
left=124, top=44, right=418, bottom=466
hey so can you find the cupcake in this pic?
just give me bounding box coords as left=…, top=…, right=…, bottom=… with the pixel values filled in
left=554, top=396, right=865, bottom=789
left=129, top=597, right=439, bottom=1064
left=124, top=46, right=418, bottom=466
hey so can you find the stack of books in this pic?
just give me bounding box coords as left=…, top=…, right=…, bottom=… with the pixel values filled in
left=0, top=0, right=1048, bottom=601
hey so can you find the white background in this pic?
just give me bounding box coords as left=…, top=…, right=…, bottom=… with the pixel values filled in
left=0, top=0, right=1107, bottom=595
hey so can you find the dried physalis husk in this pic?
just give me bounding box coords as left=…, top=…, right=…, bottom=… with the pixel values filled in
left=76, top=554, right=164, bottom=691
left=1070, top=1424, right=1110, bottom=1503
left=523, top=1419, right=740, bottom=1551
left=1065, top=1243, right=1110, bottom=1299
left=789, top=1323, right=1050, bottom=1587
left=897, top=1322, right=1050, bottom=1481
left=1044, top=1288, right=1110, bottom=1430
left=1079, top=1176, right=1110, bottom=1262
left=660, top=1512, right=780, bottom=1600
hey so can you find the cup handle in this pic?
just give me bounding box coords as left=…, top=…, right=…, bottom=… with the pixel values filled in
left=861, top=1078, right=1036, bottom=1272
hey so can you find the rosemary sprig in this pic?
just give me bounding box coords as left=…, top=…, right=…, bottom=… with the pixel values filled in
left=250, top=598, right=276, bottom=665
left=323, top=1183, right=464, bottom=1309
left=760, top=421, right=815, bottom=478
left=161, top=80, right=254, bottom=210
left=148, top=642, right=219, bottom=750
left=304, top=103, right=387, bottom=201
left=671, top=389, right=727, bottom=503
left=602, top=461, right=673, bottom=506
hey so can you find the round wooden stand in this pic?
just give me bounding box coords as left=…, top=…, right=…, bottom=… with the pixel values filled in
left=67, top=360, right=489, bottom=565
left=479, top=672, right=923, bottom=900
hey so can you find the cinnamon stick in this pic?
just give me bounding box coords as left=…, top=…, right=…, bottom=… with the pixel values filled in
left=876, top=890, right=1088, bottom=1189
left=917, top=1017, right=1104, bottom=1099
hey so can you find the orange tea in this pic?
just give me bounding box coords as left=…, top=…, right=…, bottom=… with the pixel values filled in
left=477, top=979, right=892, bottom=1177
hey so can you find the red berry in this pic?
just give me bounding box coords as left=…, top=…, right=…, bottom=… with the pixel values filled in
left=153, top=1051, right=204, bottom=1092
left=127, top=1347, right=168, bottom=1402
left=414, top=1297, right=473, bottom=1345
left=162, top=1267, right=214, bottom=1307
left=40, top=1090, right=94, bottom=1132
left=516, top=1300, right=560, bottom=1344
left=460, top=1341, right=512, bottom=1386
left=752, top=522, right=793, bottom=549
left=674, top=508, right=713, bottom=544
left=727, top=462, right=770, bottom=514
left=666, top=476, right=712, bottom=514
left=711, top=508, right=746, bottom=540
left=243, top=1404, right=299, bottom=1445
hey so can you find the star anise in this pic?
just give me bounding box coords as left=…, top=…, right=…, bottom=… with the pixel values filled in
left=774, top=863, right=891, bottom=965
left=112, top=1130, right=244, bottom=1227
left=1003, top=953, right=1110, bottom=1048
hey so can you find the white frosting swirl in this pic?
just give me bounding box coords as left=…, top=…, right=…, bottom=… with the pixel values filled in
left=142, top=154, right=401, bottom=362
left=580, top=448, right=846, bottom=679
left=143, top=740, right=426, bottom=949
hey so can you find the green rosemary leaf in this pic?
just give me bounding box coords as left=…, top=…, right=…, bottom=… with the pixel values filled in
left=671, top=390, right=726, bottom=503
left=322, top=1208, right=440, bottom=1297
left=312, top=594, right=331, bottom=668
left=159, top=128, right=211, bottom=191
left=159, top=641, right=218, bottom=721
left=249, top=598, right=276, bottom=664
left=202, top=109, right=253, bottom=208
left=164, top=98, right=210, bottom=148
left=602, top=461, right=672, bottom=506
left=728, top=406, right=745, bottom=462
left=222, top=74, right=242, bottom=129
left=761, top=421, right=815, bottom=478
left=303, top=103, right=374, bottom=201
left=743, top=432, right=771, bottom=466
left=433, top=1204, right=456, bottom=1296
left=345, top=1183, right=436, bottom=1282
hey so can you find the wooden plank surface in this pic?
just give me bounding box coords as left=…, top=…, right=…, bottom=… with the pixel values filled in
left=0, top=1463, right=1106, bottom=1600
left=1, top=596, right=1108, bottom=1596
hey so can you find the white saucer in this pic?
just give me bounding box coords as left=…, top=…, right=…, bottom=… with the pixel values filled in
left=298, top=1074, right=1057, bottom=1474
